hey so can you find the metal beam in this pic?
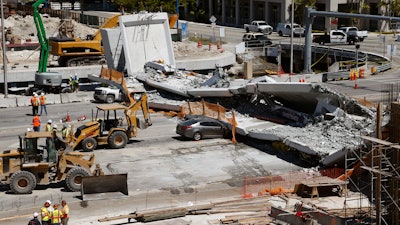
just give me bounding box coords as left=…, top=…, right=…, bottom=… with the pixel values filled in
left=304, top=7, right=400, bottom=74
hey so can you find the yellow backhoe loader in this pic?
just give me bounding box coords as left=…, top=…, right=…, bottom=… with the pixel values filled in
left=0, top=131, right=98, bottom=194
left=66, top=93, right=152, bottom=151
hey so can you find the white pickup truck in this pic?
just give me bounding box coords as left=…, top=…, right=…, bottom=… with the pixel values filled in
left=244, top=21, right=273, bottom=34
left=276, top=23, right=305, bottom=37
left=338, top=26, right=368, bottom=42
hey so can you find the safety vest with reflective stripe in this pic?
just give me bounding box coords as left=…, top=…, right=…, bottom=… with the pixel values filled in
left=31, top=97, right=39, bottom=106
left=33, top=116, right=40, bottom=127
left=62, top=128, right=69, bottom=138
left=41, top=207, right=50, bottom=221
left=50, top=209, right=63, bottom=224
left=45, top=124, right=52, bottom=132
left=40, top=95, right=46, bottom=105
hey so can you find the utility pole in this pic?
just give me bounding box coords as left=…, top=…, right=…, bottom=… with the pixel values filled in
left=1, top=0, right=7, bottom=98
left=290, top=0, right=294, bottom=80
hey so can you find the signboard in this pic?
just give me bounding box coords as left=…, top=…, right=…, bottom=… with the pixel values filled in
left=209, top=15, right=217, bottom=23
left=181, top=22, right=187, bottom=39
left=219, top=27, right=225, bottom=37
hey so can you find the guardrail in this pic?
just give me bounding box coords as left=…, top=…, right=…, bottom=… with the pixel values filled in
left=322, top=62, right=392, bottom=82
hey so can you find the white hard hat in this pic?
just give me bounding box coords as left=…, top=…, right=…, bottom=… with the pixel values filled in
left=48, top=120, right=52, bottom=123
left=27, top=128, right=31, bottom=132
left=33, top=212, right=39, bottom=217
left=34, top=93, right=38, bottom=97
left=45, top=200, right=52, bottom=204
left=53, top=124, right=58, bottom=129
left=41, top=92, right=45, bottom=96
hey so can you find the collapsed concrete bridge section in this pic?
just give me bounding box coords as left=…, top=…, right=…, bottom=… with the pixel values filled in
left=99, top=12, right=376, bottom=167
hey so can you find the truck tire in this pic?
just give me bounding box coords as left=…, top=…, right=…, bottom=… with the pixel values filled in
left=9, top=171, right=37, bottom=194
left=82, top=137, right=97, bottom=152
left=106, top=95, right=115, bottom=104
left=359, top=37, right=364, bottom=42
left=65, top=167, right=90, bottom=192
left=108, top=131, right=128, bottom=149
left=278, top=31, right=283, bottom=36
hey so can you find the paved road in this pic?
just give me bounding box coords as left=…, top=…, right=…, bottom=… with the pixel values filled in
left=0, top=100, right=304, bottom=225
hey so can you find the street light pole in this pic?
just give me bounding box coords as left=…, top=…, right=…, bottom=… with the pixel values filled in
left=1, top=0, right=7, bottom=98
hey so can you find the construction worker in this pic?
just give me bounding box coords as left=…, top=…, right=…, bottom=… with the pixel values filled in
left=28, top=212, right=41, bottom=225
left=32, top=114, right=41, bottom=132
left=30, top=93, right=39, bottom=116
left=61, top=124, right=70, bottom=140
left=73, top=73, right=79, bottom=92
left=45, top=120, right=52, bottom=132
left=61, top=199, right=69, bottom=225
left=50, top=203, right=63, bottom=225
left=69, top=75, right=74, bottom=92
left=40, top=92, right=48, bottom=116
left=41, top=200, right=52, bottom=225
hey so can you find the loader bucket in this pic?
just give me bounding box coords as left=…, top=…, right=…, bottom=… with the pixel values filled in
left=81, top=174, right=128, bottom=201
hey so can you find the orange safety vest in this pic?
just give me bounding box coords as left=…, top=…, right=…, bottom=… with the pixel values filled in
left=50, top=209, right=63, bottom=224
left=40, top=95, right=46, bottom=105
left=41, top=207, right=50, bottom=221
left=33, top=116, right=40, bottom=127
left=31, top=96, right=39, bottom=106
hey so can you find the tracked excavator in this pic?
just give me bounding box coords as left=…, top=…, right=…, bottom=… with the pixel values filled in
left=48, top=13, right=120, bottom=67
left=66, top=67, right=152, bottom=151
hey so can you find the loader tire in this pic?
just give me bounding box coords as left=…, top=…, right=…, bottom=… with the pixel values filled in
left=82, top=137, right=97, bottom=152
left=65, top=167, right=90, bottom=192
left=9, top=171, right=37, bottom=194
left=108, top=131, right=128, bottom=149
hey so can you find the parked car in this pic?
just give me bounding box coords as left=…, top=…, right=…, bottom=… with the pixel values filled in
left=276, top=23, right=305, bottom=37
left=176, top=116, right=230, bottom=141
left=242, top=33, right=272, bottom=47
left=244, top=20, right=273, bottom=34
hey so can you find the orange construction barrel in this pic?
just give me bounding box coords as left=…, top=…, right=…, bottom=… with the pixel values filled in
left=359, top=68, right=365, bottom=78
left=371, top=67, right=376, bottom=75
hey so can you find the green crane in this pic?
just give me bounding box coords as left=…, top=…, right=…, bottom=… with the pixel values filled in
left=31, top=0, right=63, bottom=94
left=33, top=0, right=49, bottom=73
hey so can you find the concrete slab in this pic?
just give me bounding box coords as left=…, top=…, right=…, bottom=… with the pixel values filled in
left=256, top=82, right=341, bottom=115
left=145, top=79, right=190, bottom=97
left=120, top=13, right=175, bottom=74
left=175, top=52, right=236, bottom=71
left=187, top=87, right=233, bottom=97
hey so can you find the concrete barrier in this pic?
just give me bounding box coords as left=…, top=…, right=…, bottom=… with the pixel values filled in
left=60, top=93, right=70, bottom=104
left=61, top=92, right=93, bottom=104
left=46, top=94, right=62, bottom=105
left=0, top=97, right=17, bottom=108
left=16, top=96, right=32, bottom=107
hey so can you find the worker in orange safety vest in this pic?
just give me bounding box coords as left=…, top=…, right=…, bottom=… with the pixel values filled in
left=50, top=203, right=63, bottom=225
left=39, top=92, right=48, bottom=116
left=32, top=114, right=41, bottom=132
left=30, top=93, right=39, bottom=116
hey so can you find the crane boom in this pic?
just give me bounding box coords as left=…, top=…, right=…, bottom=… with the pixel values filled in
left=33, top=0, right=48, bottom=73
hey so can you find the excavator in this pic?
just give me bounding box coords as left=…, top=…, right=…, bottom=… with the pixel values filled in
left=48, top=13, right=121, bottom=67
left=31, top=0, right=63, bottom=94
left=66, top=67, right=152, bottom=151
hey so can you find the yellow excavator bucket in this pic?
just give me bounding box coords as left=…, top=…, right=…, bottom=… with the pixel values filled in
left=81, top=174, right=128, bottom=200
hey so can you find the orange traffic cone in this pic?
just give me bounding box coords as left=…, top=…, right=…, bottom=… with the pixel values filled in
left=197, top=41, right=202, bottom=48
left=354, top=83, right=359, bottom=89
left=66, top=112, right=71, bottom=122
